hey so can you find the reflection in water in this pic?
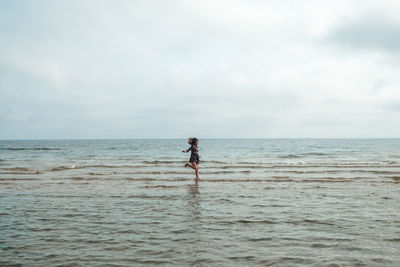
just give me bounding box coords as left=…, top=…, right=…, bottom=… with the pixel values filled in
left=185, top=180, right=203, bottom=265
left=188, top=178, right=199, bottom=195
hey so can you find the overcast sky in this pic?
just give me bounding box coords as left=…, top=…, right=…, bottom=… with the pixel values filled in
left=1, top=0, right=400, bottom=139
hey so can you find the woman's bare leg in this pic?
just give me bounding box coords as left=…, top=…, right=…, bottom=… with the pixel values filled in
left=185, top=162, right=199, bottom=179
left=185, top=162, right=196, bottom=170
left=192, top=162, right=199, bottom=179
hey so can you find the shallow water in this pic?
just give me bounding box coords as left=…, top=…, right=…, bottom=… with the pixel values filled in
left=1, top=139, right=400, bottom=266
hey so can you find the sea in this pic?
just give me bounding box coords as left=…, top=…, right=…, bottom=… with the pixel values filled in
left=1, top=139, right=400, bottom=266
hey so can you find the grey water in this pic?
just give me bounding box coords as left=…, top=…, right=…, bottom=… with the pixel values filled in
left=1, top=139, right=400, bottom=266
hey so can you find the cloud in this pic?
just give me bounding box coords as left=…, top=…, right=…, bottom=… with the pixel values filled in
left=327, top=13, right=400, bottom=53
left=1, top=1, right=400, bottom=138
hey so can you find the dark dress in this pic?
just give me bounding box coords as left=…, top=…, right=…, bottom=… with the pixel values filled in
left=187, top=145, right=200, bottom=164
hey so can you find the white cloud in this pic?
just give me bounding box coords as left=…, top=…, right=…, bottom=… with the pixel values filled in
left=0, top=0, right=400, bottom=138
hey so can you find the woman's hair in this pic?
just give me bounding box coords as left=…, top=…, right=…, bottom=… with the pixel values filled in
left=190, top=137, right=198, bottom=145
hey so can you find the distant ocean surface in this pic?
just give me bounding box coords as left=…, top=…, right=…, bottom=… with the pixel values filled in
left=1, top=139, right=400, bottom=266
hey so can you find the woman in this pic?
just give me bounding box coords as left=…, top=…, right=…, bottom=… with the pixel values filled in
left=182, top=137, right=200, bottom=179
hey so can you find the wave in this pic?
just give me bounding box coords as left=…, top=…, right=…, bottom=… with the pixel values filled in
left=271, top=169, right=400, bottom=175
left=385, top=176, right=400, bottom=181
left=278, top=152, right=330, bottom=158
left=348, top=170, right=400, bottom=175
left=50, top=166, right=84, bottom=171
left=0, top=167, right=40, bottom=174
left=87, top=170, right=240, bottom=175
left=2, top=167, right=31, bottom=171
left=0, top=171, right=41, bottom=175
left=215, top=165, right=272, bottom=169
left=50, top=176, right=98, bottom=181
left=49, top=177, right=189, bottom=182
left=304, top=152, right=330, bottom=156
left=208, top=164, right=400, bottom=169
left=139, top=185, right=179, bottom=189
left=143, top=160, right=183, bottom=164
left=125, top=177, right=188, bottom=181
left=5, top=147, right=60, bottom=151
left=142, top=160, right=263, bottom=165
left=0, top=178, right=38, bottom=180
left=222, top=219, right=277, bottom=225
left=5, top=163, right=398, bottom=178
left=0, top=175, right=367, bottom=183
left=49, top=165, right=140, bottom=172
left=37, top=159, right=397, bottom=170
left=282, top=170, right=340, bottom=174
left=199, top=160, right=400, bottom=167
left=272, top=176, right=290, bottom=179
left=69, top=177, right=97, bottom=181
left=201, top=179, right=268, bottom=182
left=279, top=154, right=302, bottom=159
left=200, top=178, right=355, bottom=183
left=302, top=219, right=336, bottom=226
left=385, top=238, right=400, bottom=242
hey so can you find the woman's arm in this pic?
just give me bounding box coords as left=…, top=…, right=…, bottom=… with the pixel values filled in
left=182, top=146, right=192, bottom=153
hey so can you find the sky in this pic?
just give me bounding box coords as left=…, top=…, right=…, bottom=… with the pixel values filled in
left=1, top=0, right=400, bottom=139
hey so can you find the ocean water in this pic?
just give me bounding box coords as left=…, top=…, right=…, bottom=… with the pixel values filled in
left=1, top=138, right=400, bottom=266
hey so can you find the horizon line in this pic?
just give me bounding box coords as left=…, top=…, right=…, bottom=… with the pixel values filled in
left=1, top=137, right=400, bottom=141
